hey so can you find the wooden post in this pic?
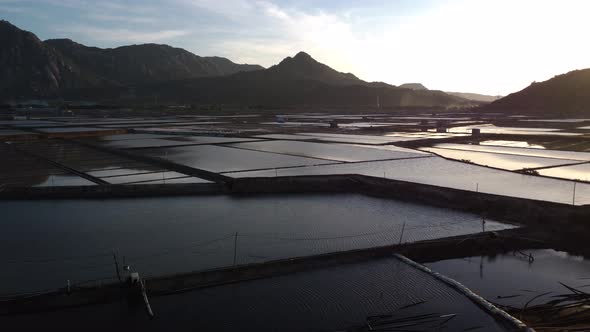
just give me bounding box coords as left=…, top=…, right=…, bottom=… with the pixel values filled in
left=113, top=251, right=121, bottom=282
left=233, top=232, right=238, bottom=266
left=398, top=222, right=406, bottom=245
left=573, top=181, right=577, bottom=206
left=140, top=278, right=154, bottom=318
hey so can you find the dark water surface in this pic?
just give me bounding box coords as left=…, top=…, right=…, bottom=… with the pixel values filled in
left=0, top=257, right=507, bottom=332
left=427, top=249, right=590, bottom=307
left=0, top=194, right=512, bottom=293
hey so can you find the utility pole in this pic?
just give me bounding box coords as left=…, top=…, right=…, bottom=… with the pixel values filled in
left=398, top=222, right=406, bottom=245
left=233, top=232, right=238, bottom=266
left=573, top=181, right=577, bottom=206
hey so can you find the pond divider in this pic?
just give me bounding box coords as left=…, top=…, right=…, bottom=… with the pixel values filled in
left=1, top=174, right=587, bottom=230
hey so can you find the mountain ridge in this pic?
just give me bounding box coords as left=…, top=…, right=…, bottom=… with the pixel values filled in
left=1, top=20, right=474, bottom=108
left=485, top=69, right=590, bottom=115
left=0, top=20, right=263, bottom=99
left=45, top=38, right=264, bottom=85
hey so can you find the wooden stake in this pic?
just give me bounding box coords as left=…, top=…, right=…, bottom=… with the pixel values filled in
left=233, top=232, right=238, bottom=266
left=399, top=222, right=406, bottom=245
left=573, top=181, right=577, bottom=206
left=113, top=251, right=121, bottom=282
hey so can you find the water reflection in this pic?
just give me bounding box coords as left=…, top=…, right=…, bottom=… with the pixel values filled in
left=427, top=249, right=590, bottom=307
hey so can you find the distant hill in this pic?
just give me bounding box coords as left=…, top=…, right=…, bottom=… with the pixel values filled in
left=0, top=20, right=262, bottom=99
left=446, top=92, right=501, bottom=103
left=0, top=20, right=97, bottom=97
left=1, top=20, right=474, bottom=108
left=399, top=83, right=499, bottom=103
left=485, top=69, right=590, bottom=115
left=264, top=52, right=363, bottom=86
left=72, top=52, right=473, bottom=108
left=45, top=39, right=263, bottom=86
left=399, top=83, right=428, bottom=90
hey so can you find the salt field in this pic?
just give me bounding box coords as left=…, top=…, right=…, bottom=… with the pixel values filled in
left=99, top=136, right=262, bottom=149
left=299, top=132, right=419, bottom=144
left=1, top=112, right=589, bottom=331
left=0, top=194, right=514, bottom=293
left=99, top=171, right=206, bottom=185
left=0, top=129, right=38, bottom=137
left=538, top=163, right=590, bottom=181
left=427, top=249, right=590, bottom=308
left=32, top=175, right=97, bottom=187
left=448, top=124, right=582, bottom=136
left=2, top=256, right=508, bottom=332
left=36, top=127, right=118, bottom=134
left=229, top=140, right=427, bottom=162
left=421, top=147, right=579, bottom=170
left=520, top=118, right=590, bottom=123
left=3, top=6, right=590, bottom=327
left=433, top=143, right=590, bottom=161
left=229, top=157, right=590, bottom=205
left=139, top=144, right=335, bottom=172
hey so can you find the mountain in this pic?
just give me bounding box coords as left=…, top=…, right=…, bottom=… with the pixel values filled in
left=1, top=21, right=473, bottom=108
left=264, top=52, right=363, bottom=86
left=45, top=39, right=263, bottom=86
left=485, top=69, right=590, bottom=115
left=0, top=20, right=98, bottom=98
left=398, top=83, right=499, bottom=103
left=399, top=83, right=428, bottom=90
left=70, top=52, right=473, bottom=108
left=446, top=92, right=501, bottom=103
left=0, top=20, right=263, bottom=99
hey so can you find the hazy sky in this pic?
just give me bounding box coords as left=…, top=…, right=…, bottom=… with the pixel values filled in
left=2, top=0, right=590, bottom=95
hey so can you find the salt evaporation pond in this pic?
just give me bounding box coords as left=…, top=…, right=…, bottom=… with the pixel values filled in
left=519, top=118, right=590, bottom=123
left=480, top=140, right=546, bottom=149
left=427, top=249, right=590, bottom=308
left=139, top=144, right=335, bottom=172
left=0, top=194, right=513, bottom=293
left=100, top=172, right=208, bottom=185
left=448, top=124, right=581, bottom=136
left=434, top=143, right=590, bottom=161
left=539, top=163, right=590, bottom=181
left=229, top=157, right=590, bottom=205
left=230, top=140, right=427, bottom=162
left=33, top=175, right=97, bottom=187
left=298, top=133, right=420, bottom=144
left=100, top=136, right=262, bottom=149
left=97, top=133, right=178, bottom=141
left=3, top=256, right=508, bottom=332
left=421, top=147, right=578, bottom=170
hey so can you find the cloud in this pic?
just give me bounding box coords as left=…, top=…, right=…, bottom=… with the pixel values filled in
left=10, top=0, right=590, bottom=94
left=205, top=0, right=590, bottom=94
left=188, top=0, right=360, bottom=74
left=0, top=5, right=25, bottom=12
left=56, top=26, right=190, bottom=44
left=87, top=13, right=157, bottom=24
left=184, top=0, right=256, bottom=20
